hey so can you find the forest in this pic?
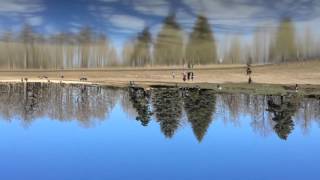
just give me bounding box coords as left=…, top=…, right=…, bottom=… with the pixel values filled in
left=0, top=15, right=318, bottom=69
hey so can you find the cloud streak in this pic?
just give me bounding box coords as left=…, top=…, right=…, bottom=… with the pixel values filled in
left=0, top=0, right=45, bottom=16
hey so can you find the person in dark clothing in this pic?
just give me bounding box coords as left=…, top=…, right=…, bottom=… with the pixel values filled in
left=187, top=72, right=191, bottom=81
left=191, top=72, right=194, bottom=81
left=183, top=72, right=186, bottom=82
left=248, top=76, right=252, bottom=84
left=247, top=67, right=252, bottom=76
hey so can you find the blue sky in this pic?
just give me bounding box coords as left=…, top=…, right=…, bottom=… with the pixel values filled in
left=1, top=0, right=320, bottom=49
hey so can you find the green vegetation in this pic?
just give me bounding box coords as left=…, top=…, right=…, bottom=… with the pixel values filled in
left=183, top=89, right=216, bottom=142
left=185, top=15, right=217, bottom=65
left=270, top=18, right=297, bottom=63
left=152, top=88, right=182, bottom=138
left=129, top=27, right=152, bottom=67
left=0, top=15, right=318, bottom=69
left=154, top=14, right=184, bottom=65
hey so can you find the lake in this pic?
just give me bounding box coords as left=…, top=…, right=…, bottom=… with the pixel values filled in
left=0, top=83, right=319, bottom=180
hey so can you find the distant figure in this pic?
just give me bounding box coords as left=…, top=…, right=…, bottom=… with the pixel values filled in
left=217, top=84, right=222, bottom=90
left=248, top=76, right=252, bottom=84
left=80, top=77, right=88, bottom=81
left=191, top=72, right=194, bottom=81
left=129, top=81, right=135, bottom=87
left=172, top=72, right=175, bottom=79
left=61, top=75, right=64, bottom=79
left=187, top=72, right=191, bottom=81
left=246, top=66, right=252, bottom=76
left=24, top=78, right=28, bottom=82
left=183, top=72, right=186, bottom=82
left=21, top=78, right=24, bottom=82
left=295, top=84, right=299, bottom=92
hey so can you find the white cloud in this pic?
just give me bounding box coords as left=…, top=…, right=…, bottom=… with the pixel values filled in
left=108, top=15, right=145, bottom=31
left=27, top=16, right=43, bottom=26
left=0, top=0, right=45, bottom=16
left=133, top=0, right=169, bottom=17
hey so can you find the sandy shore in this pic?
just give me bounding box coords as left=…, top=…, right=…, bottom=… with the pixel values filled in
left=0, top=61, right=320, bottom=88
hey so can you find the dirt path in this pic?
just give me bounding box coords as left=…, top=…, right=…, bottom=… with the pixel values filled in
left=0, top=61, right=319, bottom=87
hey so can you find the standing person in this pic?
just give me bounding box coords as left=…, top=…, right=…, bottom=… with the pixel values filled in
left=183, top=72, right=186, bottom=82
left=187, top=72, right=191, bottom=81
left=191, top=72, right=194, bottom=81
left=246, top=63, right=252, bottom=76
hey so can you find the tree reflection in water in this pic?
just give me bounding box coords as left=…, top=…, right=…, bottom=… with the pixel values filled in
left=0, top=83, right=319, bottom=141
left=128, top=87, right=152, bottom=126
left=267, top=95, right=300, bottom=140
left=152, top=88, right=183, bottom=138
left=183, top=88, right=216, bottom=142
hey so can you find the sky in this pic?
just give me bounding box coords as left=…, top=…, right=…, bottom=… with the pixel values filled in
left=1, top=0, right=320, bottom=50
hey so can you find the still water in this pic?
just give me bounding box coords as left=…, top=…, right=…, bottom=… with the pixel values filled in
left=0, top=83, right=319, bottom=180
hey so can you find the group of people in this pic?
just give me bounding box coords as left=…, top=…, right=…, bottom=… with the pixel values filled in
left=171, top=71, right=194, bottom=82
left=170, top=63, right=252, bottom=84
left=182, top=71, right=194, bottom=82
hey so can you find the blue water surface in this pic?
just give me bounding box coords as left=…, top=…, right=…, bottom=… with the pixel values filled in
left=0, top=102, right=319, bottom=180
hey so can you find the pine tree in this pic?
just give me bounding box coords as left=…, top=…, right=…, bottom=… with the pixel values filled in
left=183, top=89, right=216, bottom=142
left=152, top=88, right=182, bottom=138
left=154, top=14, right=184, bottom=65
left=186, top=15, right=217, bottom=65
left=131, top=27, right=152, bottom=66
left=267, top=96, right=299, bottom=140
left=270, top=18, right=297, bottom=63
left=128, top=87, right=152, bottom=126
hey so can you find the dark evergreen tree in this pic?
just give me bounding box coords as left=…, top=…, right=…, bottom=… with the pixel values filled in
left=128, top=87, right=152, bottom=126
left=131, top=27, right=152, bottom=66
left=183, top=88, right=216, bottom=142
left=186, top=15, right=217, bottom=65
left=152, top=88, right=183, bottom=138
left=267, top=96, right=299, bottom=140
left=269, top=17, right=297, bottom=63
left=154, top=14, right=184, bottom=65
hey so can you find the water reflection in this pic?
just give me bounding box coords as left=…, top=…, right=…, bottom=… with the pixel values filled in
left=183, top=88, right=216, bottom=142
left=0, top=83, right=320, bottom=141
left=267, top=96, right=299, bottom=140
left=152, top=88, right=183, bottom=138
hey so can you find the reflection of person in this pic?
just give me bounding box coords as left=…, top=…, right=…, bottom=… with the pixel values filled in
left=248, top=76, right=252, bottom=84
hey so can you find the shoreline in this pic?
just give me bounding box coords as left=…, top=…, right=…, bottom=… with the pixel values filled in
left=0, top=61, right=320, bottom=95
left=1, top=79, right=320, bottom=96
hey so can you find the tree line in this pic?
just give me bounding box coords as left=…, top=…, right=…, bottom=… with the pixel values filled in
left=0, top=83, right=319, bottom=141
left=0, top=25, right=118, bottom=69
left=0, top=15, right=319, bottom=69
left=124, top=16, right=320, bottom=66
